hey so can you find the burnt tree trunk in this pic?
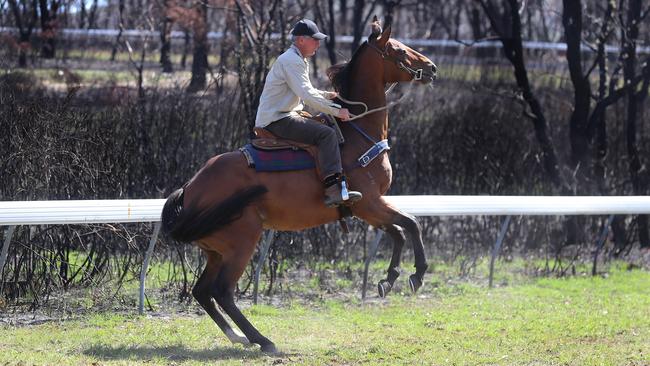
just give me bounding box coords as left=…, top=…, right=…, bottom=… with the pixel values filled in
left=38, top=0, right=59, bottom=58
left=187, top=0, right=209, bottom=92
left=562, top=0, right=592, bottom=188
left=87, top=0, right=98, bottom=28
left=314, top=0, right=338, bottom=65
left=622, top=0, right=649, bottom=248
left=479, top=0, right=564, bottom=191
left=351, top=0, right=365, bottom=52
left=592, top=0, right=614, bottom=194
left=111, top=0, right=125, bottom=61
left=8, top=0, right=38, bottom=68
left=160, top=1, right=173, bottom=73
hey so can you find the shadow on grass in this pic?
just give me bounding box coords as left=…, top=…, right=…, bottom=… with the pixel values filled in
left=83, top=343, right=268, bottom=362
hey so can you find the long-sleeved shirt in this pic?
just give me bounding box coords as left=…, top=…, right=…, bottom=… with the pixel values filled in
left=255, top=45, right=341, bottom=128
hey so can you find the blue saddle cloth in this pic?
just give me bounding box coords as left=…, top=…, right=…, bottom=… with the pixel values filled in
left=240, top=144, right=315, bottom=172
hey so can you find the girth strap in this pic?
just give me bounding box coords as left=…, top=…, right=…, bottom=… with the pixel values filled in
left=358, top=139, right=390, bottom=167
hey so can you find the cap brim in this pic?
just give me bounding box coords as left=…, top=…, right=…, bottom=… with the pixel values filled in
left=312, top=32, right=328, bottom=40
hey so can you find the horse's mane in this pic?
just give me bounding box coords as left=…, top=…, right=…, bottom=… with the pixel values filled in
left=326, top=42, right=367, bottom=98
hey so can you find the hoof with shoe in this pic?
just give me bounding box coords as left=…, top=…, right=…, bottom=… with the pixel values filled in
left=408, top=274, right=423, bottom=293
left=377, top=279, right=392, bottom=298
left=260, top=342, right=279, bottom=354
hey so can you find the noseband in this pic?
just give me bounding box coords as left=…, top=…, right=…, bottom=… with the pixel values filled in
left=365, top=41, right=425, bottom=81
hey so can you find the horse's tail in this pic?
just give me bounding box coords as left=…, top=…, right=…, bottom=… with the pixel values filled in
left=161, top=185, right=268, bottom=243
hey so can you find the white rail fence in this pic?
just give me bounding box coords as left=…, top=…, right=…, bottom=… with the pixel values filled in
left=2, top=196, right=650, bottom=312
left=2, top=27, right=650, bottom=55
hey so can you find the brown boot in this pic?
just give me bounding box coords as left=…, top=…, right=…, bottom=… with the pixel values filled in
left=323, top=173, right=362, bottom=207
left=324, top=184, right=362, bottom=207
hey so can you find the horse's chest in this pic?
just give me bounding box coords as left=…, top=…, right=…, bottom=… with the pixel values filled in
left=352, top=154, right=392, bottom=194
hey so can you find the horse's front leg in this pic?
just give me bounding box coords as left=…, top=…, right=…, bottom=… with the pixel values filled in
left=355, top=198, right=429, bottom=296
left=392, top=211, right=428, bottom=293
left=377, top=224, right=405, bottom=298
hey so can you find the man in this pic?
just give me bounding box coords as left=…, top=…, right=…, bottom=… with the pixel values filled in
left=255, top=19, right=362, bottom=207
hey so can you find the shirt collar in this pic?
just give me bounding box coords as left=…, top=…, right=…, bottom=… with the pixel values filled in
left=290, top=44, right=307, bottom=62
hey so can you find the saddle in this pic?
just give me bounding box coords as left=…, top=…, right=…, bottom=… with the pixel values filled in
left=247, top=112, right=344, bottom=179
left=243, top=112, right=354, bottom=231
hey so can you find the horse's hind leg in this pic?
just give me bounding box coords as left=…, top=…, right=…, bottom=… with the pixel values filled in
left=210, top=211, right=277, bottom=353
left=214, top=257, right=277, bottom=353
left=192, top=249, right=250, bottom=346
left=377, top=224, right=406, bottom=298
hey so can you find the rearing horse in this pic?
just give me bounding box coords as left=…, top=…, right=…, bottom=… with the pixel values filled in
left=161, top=18, right=437, bottom=353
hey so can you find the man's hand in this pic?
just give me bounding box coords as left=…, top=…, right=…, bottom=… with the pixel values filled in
left=324, top=91, right=338, bottom=100
left=337, top=108, right=351, bottom=121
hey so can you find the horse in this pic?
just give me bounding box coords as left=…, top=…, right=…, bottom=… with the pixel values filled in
left=161, top=17, right=437, bottom=353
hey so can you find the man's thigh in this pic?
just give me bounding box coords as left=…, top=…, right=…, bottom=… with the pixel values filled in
left=265, top=115, right=330, bottom=145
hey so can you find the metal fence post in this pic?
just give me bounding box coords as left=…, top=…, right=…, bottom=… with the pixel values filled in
left=362, top=230, right=384, bottom=300
left=253, top=230, right=275, bottom=305
left=592, top=215, right=615, bottom=276
left=489, top=216, right=512, bottom=288
left=139, top=221, right=161, bottom=315
left=0, top=226, right=16, bottom=282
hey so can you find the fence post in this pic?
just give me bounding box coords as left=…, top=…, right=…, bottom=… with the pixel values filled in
left=253, top=230, right=275, bottom=305
left=0, top=226, right=16, bottom=282
left=362, top=230, right=384, bottom=300
left=592, top=215, right=615, bottom=276
left=489, top=216, right=512, bottom=288
left=139, top=221, right=161, bottom=315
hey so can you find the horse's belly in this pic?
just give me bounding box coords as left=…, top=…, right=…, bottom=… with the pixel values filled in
left=256, top=171, right=340, bottom=230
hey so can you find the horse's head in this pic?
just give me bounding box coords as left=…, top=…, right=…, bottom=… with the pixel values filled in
left=366, top=16, right=437, bottom=84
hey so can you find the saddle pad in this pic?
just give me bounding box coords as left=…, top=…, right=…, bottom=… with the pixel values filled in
left=240, top=144, right=315, bottom=172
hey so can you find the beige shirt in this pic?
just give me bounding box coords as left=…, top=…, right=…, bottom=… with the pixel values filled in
left=255, top=45, right=341, bottom=127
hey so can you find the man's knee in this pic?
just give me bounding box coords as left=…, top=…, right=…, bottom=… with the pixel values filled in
left=315, top=125, right=337, bottom=145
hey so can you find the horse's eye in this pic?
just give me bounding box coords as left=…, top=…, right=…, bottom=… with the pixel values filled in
left=397, top=48, right=407, bottom=55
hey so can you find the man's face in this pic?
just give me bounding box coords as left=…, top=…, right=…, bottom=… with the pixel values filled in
left=297, top=36, right=321, bottom=57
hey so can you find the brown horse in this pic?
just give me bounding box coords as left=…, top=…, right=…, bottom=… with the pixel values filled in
left=161, top=18, right=437, bottom=353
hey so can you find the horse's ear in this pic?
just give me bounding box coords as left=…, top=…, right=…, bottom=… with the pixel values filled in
left=369, top=15, right=382, bottom=41
left=378, top=25, right=392, bottom=45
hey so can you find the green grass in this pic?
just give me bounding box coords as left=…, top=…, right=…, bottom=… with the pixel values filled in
left=1, top=267, right=648, bottom=365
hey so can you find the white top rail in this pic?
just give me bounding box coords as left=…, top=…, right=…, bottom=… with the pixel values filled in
left=1, top=27, right=649, bottom=55
left=2, top=196, right=650, bottom=226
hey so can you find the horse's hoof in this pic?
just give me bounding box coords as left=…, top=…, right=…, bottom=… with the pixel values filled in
left=408, top=274, right=423, bottom=293
left=377, top=279, right=392, bottom=298
left=260, top=343, right=279, bottom=354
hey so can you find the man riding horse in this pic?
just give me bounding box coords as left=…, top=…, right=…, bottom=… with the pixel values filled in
left=255, top=19, right=363, bottom=207
left=162, top=16, right=437, bottom=353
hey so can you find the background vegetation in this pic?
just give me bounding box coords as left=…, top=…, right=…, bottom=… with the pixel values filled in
left=1, top=0, right=649, bottom=318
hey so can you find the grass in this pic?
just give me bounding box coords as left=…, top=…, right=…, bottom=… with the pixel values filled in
left=1, top=265, right=648, bottom=365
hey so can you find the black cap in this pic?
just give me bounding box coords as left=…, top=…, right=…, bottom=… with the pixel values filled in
left=291, top=19, right=328, bottom=40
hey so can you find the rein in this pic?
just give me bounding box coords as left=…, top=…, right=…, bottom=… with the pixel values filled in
left=338, top=81, right=414, bottom=121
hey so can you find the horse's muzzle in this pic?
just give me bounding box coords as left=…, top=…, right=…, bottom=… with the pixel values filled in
left=420, top=62, right=437, bottom=83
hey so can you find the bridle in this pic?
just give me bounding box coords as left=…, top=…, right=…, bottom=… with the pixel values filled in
left=338, top=41, right=434, bottom=121
left=365, top=40, right=429, bottom=81
left=333, top=40, right=436, bottom=168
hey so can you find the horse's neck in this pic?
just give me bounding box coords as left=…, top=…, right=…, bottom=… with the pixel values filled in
left=346, top=78, right=388, bottom=141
